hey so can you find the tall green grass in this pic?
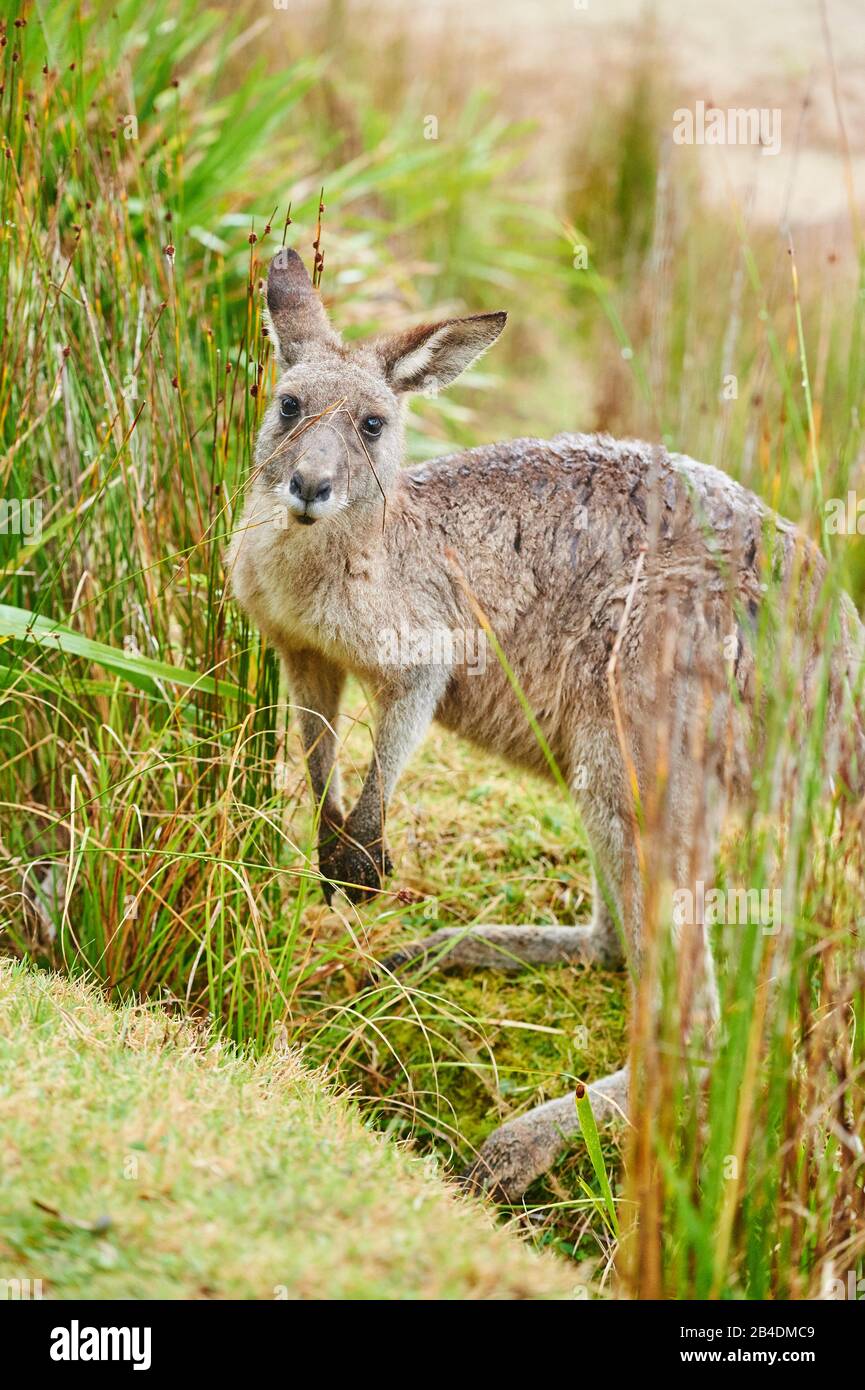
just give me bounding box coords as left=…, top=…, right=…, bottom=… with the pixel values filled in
left=1, top=0, right=863, bottom=1298
left=0, top=0, right=549, bottom=1041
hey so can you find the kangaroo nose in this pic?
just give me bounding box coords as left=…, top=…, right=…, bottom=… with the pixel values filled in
left=289, top=471, right=332, bottom=504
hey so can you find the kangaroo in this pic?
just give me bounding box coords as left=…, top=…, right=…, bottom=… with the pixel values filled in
left=228, top=248, right=865, bottom=1201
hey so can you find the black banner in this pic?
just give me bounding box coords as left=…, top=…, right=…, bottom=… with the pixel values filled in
left=6, top=1296, right=857, bottom=1375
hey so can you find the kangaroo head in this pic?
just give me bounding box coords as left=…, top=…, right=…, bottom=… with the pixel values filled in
left=256, top=249, right=507, bottom=527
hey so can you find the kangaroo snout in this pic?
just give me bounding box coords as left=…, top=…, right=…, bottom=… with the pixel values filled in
left=280, top=462, right=338, bottom=524
left=289, top=469, right=333, bottom=504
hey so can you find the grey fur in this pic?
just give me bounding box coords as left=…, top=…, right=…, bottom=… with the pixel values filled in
left=228, top=253, right=865, bottom=1201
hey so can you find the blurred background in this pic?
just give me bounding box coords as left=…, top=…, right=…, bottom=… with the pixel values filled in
left=248, top=0, right=865, bottom=583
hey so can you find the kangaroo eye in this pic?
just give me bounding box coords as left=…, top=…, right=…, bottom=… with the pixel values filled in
left=362, top=415, right=384, bottom=438
left=280, top=395, right=300, bottom=420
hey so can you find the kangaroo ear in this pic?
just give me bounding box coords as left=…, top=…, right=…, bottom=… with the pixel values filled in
left=377, top=312, right=507, bottom=394
left=265, top=249, right=340, bottom=367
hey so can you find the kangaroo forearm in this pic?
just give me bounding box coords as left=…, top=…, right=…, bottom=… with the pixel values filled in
left=347, top=675, right=446, bottom=842
left=298, top=711, right=343, bottom=821
left=281, top=649, right=345, bottom=821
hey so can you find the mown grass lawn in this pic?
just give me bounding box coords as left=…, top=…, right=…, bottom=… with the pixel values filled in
left=0, top=960, right=578, bottom=1299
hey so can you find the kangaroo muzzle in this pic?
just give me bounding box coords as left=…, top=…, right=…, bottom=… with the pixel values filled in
left=277, top=435, right=342, bottom=524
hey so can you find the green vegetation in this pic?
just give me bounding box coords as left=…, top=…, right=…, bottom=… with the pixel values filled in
left=0, top=960, right=575, bottom=1298
left=1, top=0, right=863, bottom=1299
